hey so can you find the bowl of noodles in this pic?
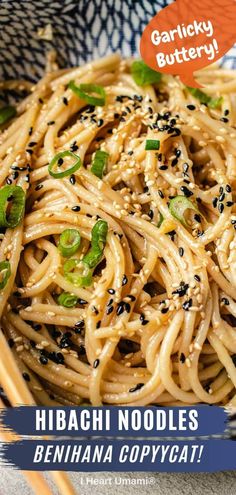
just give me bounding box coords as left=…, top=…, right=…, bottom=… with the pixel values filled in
left=0, top=0, right=236, bottom=416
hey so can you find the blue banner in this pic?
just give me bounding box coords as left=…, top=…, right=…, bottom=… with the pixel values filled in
left=1, top=439, right=236, bottom=472
left=0, top=406, right=228, bottom=437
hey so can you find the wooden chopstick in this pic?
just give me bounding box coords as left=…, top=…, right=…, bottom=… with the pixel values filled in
left=0, top=330, right=77, bottom=495
left=0, top=398, right=53, bottom=495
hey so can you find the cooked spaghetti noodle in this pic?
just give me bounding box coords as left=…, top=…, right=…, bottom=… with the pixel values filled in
left=0, top=53, right=236, bottom=408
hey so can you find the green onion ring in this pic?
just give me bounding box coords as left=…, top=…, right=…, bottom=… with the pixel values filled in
left=68, top=81, right=106, bottom=106
left=58, top=229, right=81, bottom=257
left=91, top=150, right=109, bottom=179
left=169, top=195, right=200, bottom=227
left=0, top=185, right=26, bottom=228
left=58, top=292, right=78, bottom=307
left=48, top=151, right=82, bottom=179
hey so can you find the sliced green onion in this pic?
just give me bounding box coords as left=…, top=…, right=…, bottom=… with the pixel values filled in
left=0, top=106, right=17, bottom=125
left=169, top=195, right=199, bottom=227
left=0, top=185, right=25, bottom=228
left=0, top=260, right=11, bottom=290
left=186, top=87, right=223, bottom=109
left=145, top=139, right=160, bottom=151
left=63, top=258, right=79, bottom=275
left=63, top=220, right=108, bottom=288
left=68, top=81, right=106, bottom=106
left=64, top=258, right=92, bottom=287
left=58, top=229, right=81, bottom=257
left=131, top=60, right=162, bottom=87
left=91, top=150, right=109, bottom=179
left=48, top=151, right=81, bottom=179
left=58, top=292, right=78, bottom=307
left=157, top=212, right=164, bottom=228
left=83, top=220, right=108, bottom=269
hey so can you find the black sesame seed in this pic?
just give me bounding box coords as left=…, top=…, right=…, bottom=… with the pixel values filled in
left=22, top=372, right=30, bottom=382
left=78, top=298, right=88, bottom=305
left=212, top=197, right=218, bottom=208
left=226, top=201, right=234, bottom=207
left=38, top=98, right=43, bottom=104
left=182, top=298, right=193, bottom=311
left=194, top=214, right=201, bottom=223
left=96, top=321, right=101, bottom=329
left=224, top=109, right=229, bottom=116
left=93, top=359, right=100, bottom=369
left=133, top=94, right=143, bottom=102
left=35, top=184, right=43, bottom=191
left=28, top=127, right=33, bottom=136
left=161, top=307, right=169, bottom=314
left=175, top=149, right=181, bottom=158
left=75, top=320, right=85, bottom=329
left=70, top=175, right=76, bottom=185
left=180, top=186, right=193, bottom=197
left=48, top=351, right=65, bottom=364
left=221, top=297, right=229, bottom=305
left=47, top=121, right=55, bottom=126
left=63, top=97, right=68, bottom=106
left=220, top=117, right=228, bottom=123
left=107, top=288, right=115, bottom=294
left=194, top=275, right=201, bottom=282
left=179, top=247, right=184, bottom=257
left=71, top=205, right=81, bottom=212
left=127, top=150, right=133, bottom=155
left=92, top=306, right=99, bottom=315
left=187, top=104, right=196, bottom=110
left=97, top=119, right=104, bottom=127
left=171, top=158, right=178, bottom=167
left=70, top=141, right=79, bottom=152
left=159, top=165, right=168, bottom=170
left=107, top=298, right=113, bottom=307
left=180, top=353, right=186, bottom=363
left=219, top=186, right=224, bottom=194
left=122, top=274, right=128, bottom=286
left=106, top=305, right=114, bottom=315
left=218, top=203, right=224, bottom=214
left=40, top=355, right=48, bottom=365
left=172, top=282, right=189, bottom=297
left=219, top=193, right=225, bottom=202
left=148, top=210, right=154, bottom=220
left=158, top=190, right=164, bottom=198
left=171, top=128, right=181, bottom=136
left=127, top=294, right=136, bottom=301
left=26, top=149, right=33, bottom=155
left=115, top=300, right=123, bottom=315
left=129, top=383, right=144, bottom=393
left=168, top=230, right=176, bottom=241
left=226, top=184, right=231, bottom=193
